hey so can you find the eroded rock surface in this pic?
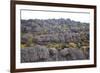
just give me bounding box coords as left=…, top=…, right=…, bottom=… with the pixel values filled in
left=21, top=45, right=88, bottom=63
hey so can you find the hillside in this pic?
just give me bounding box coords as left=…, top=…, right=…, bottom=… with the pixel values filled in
left=21, top=18, right=89, bottom=63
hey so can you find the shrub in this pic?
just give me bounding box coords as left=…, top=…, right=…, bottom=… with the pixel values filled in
left=68, top=42, right=77, bottom=48
left=46, top=43, right=67, bottom=49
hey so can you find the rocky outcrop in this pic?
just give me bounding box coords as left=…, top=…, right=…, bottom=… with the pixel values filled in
left=21, top=45, right=87, bottom=63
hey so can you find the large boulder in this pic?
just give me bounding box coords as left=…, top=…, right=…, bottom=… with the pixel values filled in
left=60, top=48, right=86, bottom=60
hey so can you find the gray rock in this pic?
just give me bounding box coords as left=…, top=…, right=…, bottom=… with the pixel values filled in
left=21, top=47, right=87, bottom=63
left=60, top=48, right=69, bottom=56
left=67, top=48, right=86, bottom=60
left=35, top=45, right=50, bottom=60
left=21, top=45, right=50, bottom=63
left=48, top=48, right=59, bottom=61
left=59, top=48, right=86, bottom=60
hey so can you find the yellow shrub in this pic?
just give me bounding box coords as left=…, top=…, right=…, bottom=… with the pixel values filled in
left=46, top=43, right=67, bottom=49
left=68, top=42, right=77, bottom=48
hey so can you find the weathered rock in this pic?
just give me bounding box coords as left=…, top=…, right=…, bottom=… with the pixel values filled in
left=21, top=47, right=87, bottom=63
left=21, top=45, right=50, bottom=63
left=48, top=48, right=59, bottom=61
left=67, top=48, right=86, bottom=60
left=60, top=48, right=69, bottom=56
left=35, top=45, right=50, bottom=60
left=59, top=48, right=86, bottom=60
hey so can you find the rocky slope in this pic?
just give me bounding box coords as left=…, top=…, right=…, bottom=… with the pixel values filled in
left=21, top=18, right=89, bottom=63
